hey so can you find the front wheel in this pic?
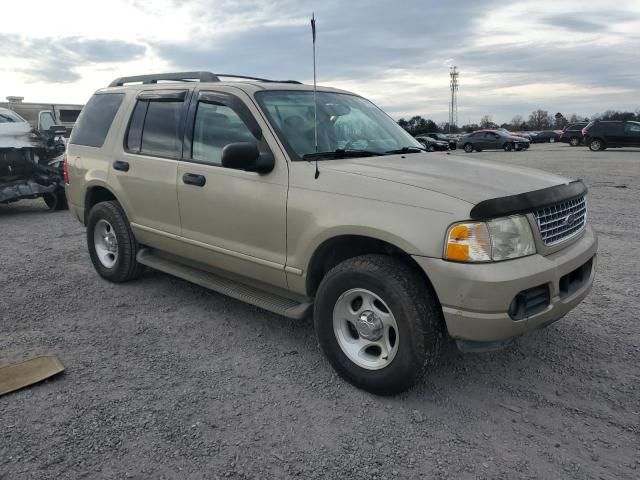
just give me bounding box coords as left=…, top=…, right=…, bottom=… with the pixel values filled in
left=588, top=139, right=604, bottom=151
left=314, top=255, right=444, bottom=395
left=569, top=137, right=580, bottom=146
left=87, top=201, right=144, bottom=283
left=463, top=143, right=473, bottom=153
left=427, top=144, right=435, bottom=152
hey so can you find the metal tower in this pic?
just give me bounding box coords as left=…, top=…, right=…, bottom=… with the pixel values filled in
left=448, top=66, right=459, bottom=132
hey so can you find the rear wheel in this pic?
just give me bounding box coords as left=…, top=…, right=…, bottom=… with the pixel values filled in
left=463, top=143, right=473, bottom=153
left=314, top=255, right=444, bottom=395
left=588, top=139, right=604, bottom=151
left=503, top=142, right=513, bottom=152
left=43, top=187, right=68, bottom=211
left=87, top=201, right=143, bottom=282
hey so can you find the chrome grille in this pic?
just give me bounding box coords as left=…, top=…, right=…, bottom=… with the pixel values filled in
left=535, top=196, right=587, bottom=246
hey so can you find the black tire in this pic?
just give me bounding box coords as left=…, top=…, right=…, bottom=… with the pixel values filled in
left=427, top=144, right=435, bottom=152
left=43, top=187, right=68, bottom=211
left=569, top=137, right=580, bottom=147
left=503, top=142, right=513, bottom=152
left=588, top=138, right=604, bottom=151
left=463, top=143, right=473, bottom=153
left=86, top=201, right=143, bottom=283
left=314, top=254, right=444, bottom=395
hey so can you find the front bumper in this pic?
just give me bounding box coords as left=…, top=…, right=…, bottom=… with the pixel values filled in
left=414, top=226, right=597, bottom=342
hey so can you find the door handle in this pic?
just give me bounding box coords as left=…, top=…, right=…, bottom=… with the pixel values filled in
left=113, top=160, right=130, bottom=172
left=182, top=173, right=206, bottom=187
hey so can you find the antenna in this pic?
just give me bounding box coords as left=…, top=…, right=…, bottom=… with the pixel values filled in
left=311, top=13, right=320, bottom=179
left=449, top=66, right=459, bottom=133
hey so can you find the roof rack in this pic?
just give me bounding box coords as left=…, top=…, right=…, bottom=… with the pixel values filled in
left=108, top=71, right=301, bottom=88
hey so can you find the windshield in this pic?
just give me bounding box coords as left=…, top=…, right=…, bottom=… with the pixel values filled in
left=0, top=109, right=26, bottom=124
left=255, top=90, right=423, bottom=160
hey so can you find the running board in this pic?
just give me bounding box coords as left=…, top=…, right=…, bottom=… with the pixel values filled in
left=137, top=249, right=312, bottom=319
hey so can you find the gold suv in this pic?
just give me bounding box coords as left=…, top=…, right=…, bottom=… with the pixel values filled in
left=65, top=72, right=597, bottom=394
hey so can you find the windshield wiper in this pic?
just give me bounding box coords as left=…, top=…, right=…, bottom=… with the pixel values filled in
left=384, top=146, right=427, bottom=154
left=302, top=149, right=385, bottom=161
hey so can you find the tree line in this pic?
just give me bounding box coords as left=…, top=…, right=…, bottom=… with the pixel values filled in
left=397, top=109, right=640, bottom=135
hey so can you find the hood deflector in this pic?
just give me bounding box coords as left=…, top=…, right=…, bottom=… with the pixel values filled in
left=470, top=180, right=587, bottom=220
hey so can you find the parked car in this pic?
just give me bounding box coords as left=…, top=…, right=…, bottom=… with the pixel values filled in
left=415, top=135, right=449, bottom=151
left=559, top=122, right=589, bottom=146
left=509, top=131, right=533, bottom=142
left=420, top=132, right=457, bottom=150
left=582, top=120, right=640, bottom=151
left=0, top=107, right=67, bottom=209
left=530, top=130, right=560, bottom=143
left=457, top=130, right=530, bottom=152
left=65, top=71, right=597, bottom=394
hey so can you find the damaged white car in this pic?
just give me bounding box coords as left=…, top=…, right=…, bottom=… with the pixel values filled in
left=0, top=107, right=67, bottom=209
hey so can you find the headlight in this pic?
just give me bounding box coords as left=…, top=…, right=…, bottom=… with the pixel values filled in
left=445, top=215, right=536, bottom=262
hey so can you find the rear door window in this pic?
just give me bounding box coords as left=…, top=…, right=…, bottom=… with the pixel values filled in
left=70, top=93, right=124, bottom=147
left=603, top=123, right=623, bottom=135
left=125, top=90, right=187, bottom=159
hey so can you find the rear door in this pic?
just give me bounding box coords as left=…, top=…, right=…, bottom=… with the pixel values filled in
left=175, top=88, right=288, bottom=288
left=109, top=89, right=189, bottom=244
left=603, top=122, right=625, bottom=146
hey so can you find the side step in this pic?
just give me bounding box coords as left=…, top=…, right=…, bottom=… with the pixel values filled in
left=137, top=249, right=312, bottom=319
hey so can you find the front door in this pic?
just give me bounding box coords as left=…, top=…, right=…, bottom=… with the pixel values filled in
left=484, top=132, right=500, bottom=149
left=176, top=90, right=288, bottom=289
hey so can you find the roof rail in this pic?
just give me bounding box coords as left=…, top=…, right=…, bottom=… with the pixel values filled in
left=216, top=74, right=301, bottom=84
left=108, top=72, right=220, bottom=87
left=108, top=72, right=302, bottom=88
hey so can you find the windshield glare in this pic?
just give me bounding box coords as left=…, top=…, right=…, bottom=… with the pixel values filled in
left=256, top=91, right=423, bottom=159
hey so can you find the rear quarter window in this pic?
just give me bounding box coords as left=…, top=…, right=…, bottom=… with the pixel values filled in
left=70, top=93, right=124, bottom=148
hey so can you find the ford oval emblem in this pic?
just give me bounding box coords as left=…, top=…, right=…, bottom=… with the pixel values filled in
left=564, top=213, right=576, bottom=227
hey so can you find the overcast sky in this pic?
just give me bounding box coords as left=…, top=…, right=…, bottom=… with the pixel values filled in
left=2, top=0, right=639, bottom=123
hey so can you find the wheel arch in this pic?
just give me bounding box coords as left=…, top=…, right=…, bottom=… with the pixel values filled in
left=305, top=234, right=439, bottom=302
left=84, top=184, right=122, bottom=225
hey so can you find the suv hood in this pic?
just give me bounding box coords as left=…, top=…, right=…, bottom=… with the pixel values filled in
left=322, top=152, right=569, bottom=206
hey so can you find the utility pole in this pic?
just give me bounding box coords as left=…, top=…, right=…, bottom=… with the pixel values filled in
left=449, top=66, right=459, bottom=133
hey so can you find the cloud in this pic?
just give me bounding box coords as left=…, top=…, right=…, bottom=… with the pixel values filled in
left=0, top=34, right=146, bottom=83
left=1, top=0, right=639, bottom=122
left=540, top=15, right=609, bottom=33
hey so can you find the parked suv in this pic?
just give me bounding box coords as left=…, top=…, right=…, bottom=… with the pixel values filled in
left=65, top=72, right=597, bottom=394
left=559, top=122, right=588, bottom=146
left=582, top=120, right=640, bottom=151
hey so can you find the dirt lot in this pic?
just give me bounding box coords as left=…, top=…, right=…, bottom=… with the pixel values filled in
left=1, top=143, right=639, bottom=479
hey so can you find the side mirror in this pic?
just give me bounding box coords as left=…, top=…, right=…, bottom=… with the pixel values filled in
left=221, top=142, right=274, bottom=174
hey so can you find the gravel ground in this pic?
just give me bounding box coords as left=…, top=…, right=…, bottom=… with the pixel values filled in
left=1, top=143, right=639, bottom=479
